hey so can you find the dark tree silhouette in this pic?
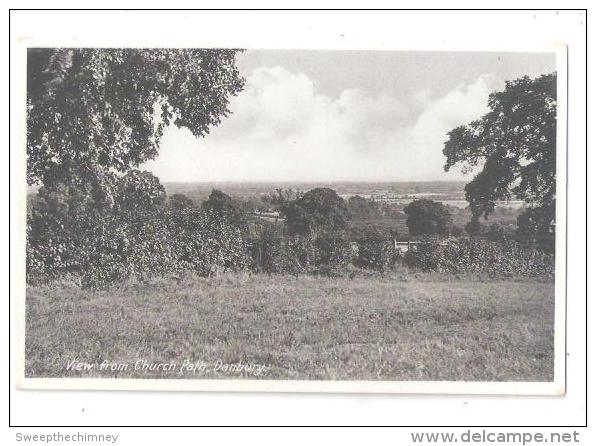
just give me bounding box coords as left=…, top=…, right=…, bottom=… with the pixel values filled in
left=168, top=194, right=194, bottom=210
left=282, top=188, right=350, bottom=235
left=27, top=48, right=245, bottom=188
left=403, top=199, right=452, bottom=236
left=443, top=73, right=556, bottom=249
left=202, top=189, right=245, bottom=226
left=26, top=48, right=247, bottom=285
left=115, top=170, right=166, bottom=213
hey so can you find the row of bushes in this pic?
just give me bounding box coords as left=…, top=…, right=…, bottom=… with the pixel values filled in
left=27, top=210, right=403, bottom=287
left=404, top=239, right=555, bottom=278
left=249, top=231, right=351, bottom=276
left=28, top=206, right=554, bottom=288
left=27, top=207, right=251, bottom=288
left=248, top=229, right=401, bottom=276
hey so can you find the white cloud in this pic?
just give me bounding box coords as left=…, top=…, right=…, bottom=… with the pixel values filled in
left=393, top=74, right=494, bottom=180
left=143, top=67, right=493, bottom=182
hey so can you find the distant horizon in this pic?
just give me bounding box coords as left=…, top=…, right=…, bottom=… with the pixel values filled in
left=26, top=179, right=469, bottom=190
left=161, top=179, right=468, bottom=184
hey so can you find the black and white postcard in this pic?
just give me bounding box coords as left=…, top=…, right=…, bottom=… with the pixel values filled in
left=13, top=23, right=568, bottom=395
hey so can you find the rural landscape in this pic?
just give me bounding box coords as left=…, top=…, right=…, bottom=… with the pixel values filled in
left=25, top=49, right=557, bottom=382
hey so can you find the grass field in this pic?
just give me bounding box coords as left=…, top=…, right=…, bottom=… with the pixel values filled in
left=25, top=273, right=554, bottom=382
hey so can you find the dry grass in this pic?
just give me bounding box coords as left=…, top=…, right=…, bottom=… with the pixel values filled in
left=25, top=273, right=554, bottom=381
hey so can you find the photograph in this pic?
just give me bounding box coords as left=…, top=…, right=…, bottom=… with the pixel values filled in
left=21, top=46, right=564, bottom=392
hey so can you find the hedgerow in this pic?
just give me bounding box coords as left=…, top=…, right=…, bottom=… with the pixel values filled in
left=404, top=238, right=554, bottom=277
left=27, top=203, right=251, bottom=288
left=353, top=232, right=401, bottom=272
left=249, top=230, right=353, bottom=276
left=27, top=178, right=555, bottom=288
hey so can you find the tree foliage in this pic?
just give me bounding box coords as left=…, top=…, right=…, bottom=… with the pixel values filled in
left=27, top=48, right=245, bottom=187
left=26, top=48, right=248, bottom=286
left=404, top=238, right=554, bottom=277
left=403, top=199, right=452, bottom=236
left=115, top=170, right=166, bottom=213
left=353, top=227, right=399, bottom=272
left=202, top=189, right=246, bottom=226
left=515, top=202, right=556, bottom=251
left=168, top=193, right=194, bottom=210
left=281, top=188, right=350, bottom=236
left=443, top=73, right=556, bottom=248
left=27, top=188, right=251, bottom=288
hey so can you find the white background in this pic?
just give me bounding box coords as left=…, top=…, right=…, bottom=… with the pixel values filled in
left=4, top=3, right=590, bottom=444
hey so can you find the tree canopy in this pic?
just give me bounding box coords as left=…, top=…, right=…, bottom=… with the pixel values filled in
left=202, top=189, right=245, bottom=226
left=403, top=199, right=453, bottom=236
left=282, top=188, right=350, bottom=236
left=115, top=170, right=166, bottom=213
left=443, top=73, right=556, bottom=248
left=168, top=193, right=194, bottom=210
left=27, top=48, right=245, bottom=187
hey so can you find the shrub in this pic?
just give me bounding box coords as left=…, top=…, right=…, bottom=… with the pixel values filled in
left=249, top=230, right=352, bottom=276
left=248, top=225, right=283, bottom=274
left=27, top=198, right=252, bottom=288
left=169, top=207, right=251, bottom=277
left=486, top=222, right=510, bottom=241
left=404, top=238, right=554, bottom=277
left=450, top=225, right=465, bottom=237
left=279, top=236, right=318, bottom=275
left=517, top=205, right=556, bottom=253
left=354, top=230, right=399, bottom=272
left=77, top=212, right=134, bottom=288
left=465, top=219, right=484, bottom=236
left=313, top=231, right=353, bottom=276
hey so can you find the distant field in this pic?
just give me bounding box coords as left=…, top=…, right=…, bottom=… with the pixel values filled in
left=163, top=180, right=468, bottom=203
left=25, top=274, right=554, bottom=381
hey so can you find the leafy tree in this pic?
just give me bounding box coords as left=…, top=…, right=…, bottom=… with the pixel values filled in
left=465, top=219, right=484, bottom=236
left=26, top=48, right=248, bottom=286
left=486, top=222, right=507, bottom=241
left=202, top=189, right=245, bottom=226
left=516, top=203, right=556, bottom=251
left=403, top=199, right=452, bottom=236
left=114, top=170, right=166, bottom=213
left=282, top=188, right=350, bottom=235
left=443, top=73, right=556, bottom=248
left=168, top=193, right=194, bottom=210
left=27, top=48, right=244, bottom=188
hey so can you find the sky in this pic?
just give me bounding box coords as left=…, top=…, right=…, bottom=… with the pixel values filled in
left=142, top=50, right=556, bottom=183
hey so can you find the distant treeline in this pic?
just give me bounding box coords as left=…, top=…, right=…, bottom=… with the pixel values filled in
left=27, top=172, right=554, bottom=288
